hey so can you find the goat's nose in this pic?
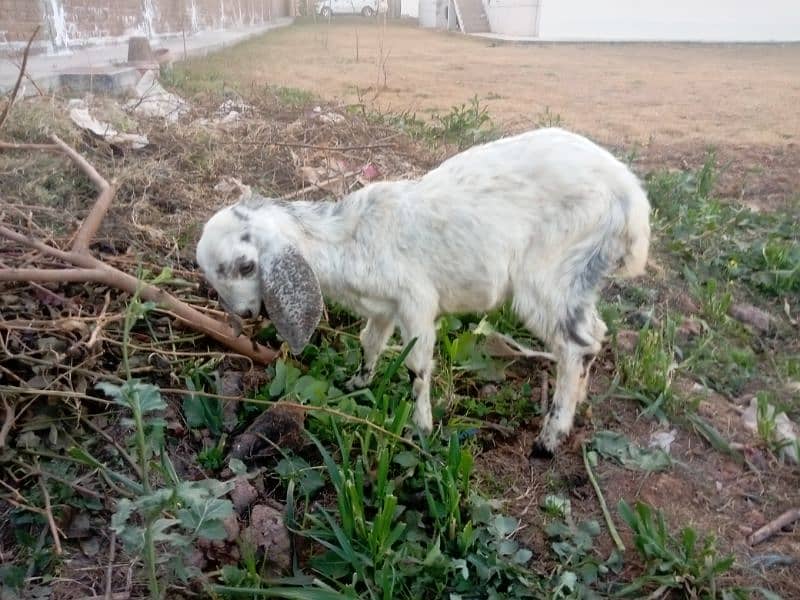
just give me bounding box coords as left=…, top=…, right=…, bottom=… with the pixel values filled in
left=240, top=309, right=253, bottom=319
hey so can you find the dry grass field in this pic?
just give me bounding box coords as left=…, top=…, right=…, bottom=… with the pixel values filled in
left=181, top=18, right=800, bottom=210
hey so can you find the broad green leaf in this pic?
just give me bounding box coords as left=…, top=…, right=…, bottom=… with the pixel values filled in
left=110, top=498, right=134, bottom=533
left=182, top=392, right=223, bottom=435
left=393, top=451, right=419, bottom=469
left=513, top=548, right=533, bottom=565
left=492, top=515, right=519, bottom=538
left=229, top=458, right=247, bottom=476
left=591, top=430, right=671, bottom=472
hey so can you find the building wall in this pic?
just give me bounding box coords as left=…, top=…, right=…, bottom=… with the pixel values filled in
left=401, top=0, right=418, bottom=18
left=538, top=0, right=800, bottom=41
left=417, top=0, right=434, bottom=26
left=482, top=0, right=539, bottom=37
left=0, top=0, right=290, bottom=51
left=418, top=0, right=446, bottom=27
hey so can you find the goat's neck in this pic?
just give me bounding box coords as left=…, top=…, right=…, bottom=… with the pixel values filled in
left=283, top=195, right=365, bottom=296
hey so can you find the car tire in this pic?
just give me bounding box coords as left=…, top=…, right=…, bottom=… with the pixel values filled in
left=361, top=6, right=375, bottom=17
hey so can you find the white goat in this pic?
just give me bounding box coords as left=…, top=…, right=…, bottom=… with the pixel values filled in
left=196, top=127, right=651, bottom=458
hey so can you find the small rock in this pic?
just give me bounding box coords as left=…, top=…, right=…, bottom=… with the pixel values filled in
left=743, top=446, right=771, bottom=471
left=627, top=309, right=659, bottom=330
left=64, top=511, right=92, bottom=539
left=229, top=402, right=306, bottom=461
left=741, top=397, right=799, bottom=464
left=615, top=329, right=639, bottom=353
left=744, top=509, right=767, bottom=530
left=220, top=371, right=246, bottom=433
left=223, top=514, right=240, bottom=542
left=674, top=292, right=700, bottom=315
left=187, top=548, right=207, bottom=571
left=479, top=384, right=498, bottom=398
left=244, top=504, right=291, bottom=572
left=649, top=429, right=677, bottom=454
left=80, top=536, right=100, bottom=557
left=677, top=318, right=703, bottom=341
left=220, top=371, right=244, bottom=396
left=730, top=303, right=774, bottom=334
left=230, top=478, right=259, bottom=513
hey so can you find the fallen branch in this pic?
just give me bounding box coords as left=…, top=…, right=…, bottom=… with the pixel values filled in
left=0, top=230, right=277, bottom=364
left=0, top=136, right=278, bottom=365
left=105, top=530, right=117, bottom=600
left=0, top=397, right=15, bottom=448
left=0, top=25, right=40, bottom=131
left=51, top=133, right=109, bottom=193
left=748, top=508, right=800, bottom=546
left=583, top=443, right=626, bottom=553
left=265, top=139, right=397, bottom=151
left=281, top=169, right=360, bottom=200
left=39, top=475, right=64, bottom=555
left=0, top=141, right=60, bottom=152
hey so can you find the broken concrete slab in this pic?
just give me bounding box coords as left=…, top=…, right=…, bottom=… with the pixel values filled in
left=57, top=66, right=146, bottom=97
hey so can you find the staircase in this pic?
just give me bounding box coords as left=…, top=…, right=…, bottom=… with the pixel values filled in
left=452, top=0, right=490, bottom=33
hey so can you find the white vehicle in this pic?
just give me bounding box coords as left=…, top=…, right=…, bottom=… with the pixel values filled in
left=316, top=0, right=379, bottom=18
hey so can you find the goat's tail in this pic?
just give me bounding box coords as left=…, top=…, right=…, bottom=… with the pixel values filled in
left=614, top=182, right=651, bottom=279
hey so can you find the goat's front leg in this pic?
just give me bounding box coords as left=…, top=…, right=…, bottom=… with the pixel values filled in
left=345, top=316, right=395, bottom=391
left=528, top=302, right=606, bottom=459
left=530, top=344, right=587, bottom=459
left=397, top=316, right=437, bottom=435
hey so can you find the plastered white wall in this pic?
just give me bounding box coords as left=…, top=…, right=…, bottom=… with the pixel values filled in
left=538, top=0, right=800, bottom=41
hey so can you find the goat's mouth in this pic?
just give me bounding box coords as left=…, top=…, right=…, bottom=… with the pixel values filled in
left=218, top=298, right=267, bottom=338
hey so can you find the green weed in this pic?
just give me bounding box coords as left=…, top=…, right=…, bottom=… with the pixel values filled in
left=617, top=500, right=734, bottom=598
left=619, top=320, right=677, bottom=414
left=380, top=96, right=496, bottom=150
left=647, top=154, right=799, bottom=298
left=535, top=106, right=564, bottom=128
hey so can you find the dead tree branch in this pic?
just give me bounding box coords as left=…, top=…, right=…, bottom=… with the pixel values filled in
left=0, top=137, right=279, bottom=365
left=748, top=508, right=800, bottom=546
left=0, top=397, right=15, bottom=448
left=0, top=25, right=40, bottom=131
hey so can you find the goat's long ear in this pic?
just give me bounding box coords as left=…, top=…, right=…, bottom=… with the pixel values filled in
left=259, top=246, right=323, bottom=354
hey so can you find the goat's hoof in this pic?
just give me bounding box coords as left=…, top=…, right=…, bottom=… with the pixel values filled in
left=344, top=378, right=365, bottom=392
left=529, top=440, right=554, bottom=461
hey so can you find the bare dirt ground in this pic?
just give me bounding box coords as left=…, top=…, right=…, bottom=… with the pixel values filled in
left=183, top=18, right=800, bottom=210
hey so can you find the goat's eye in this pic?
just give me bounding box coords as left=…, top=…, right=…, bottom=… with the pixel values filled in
left=239, top=260, right=256, bottom=276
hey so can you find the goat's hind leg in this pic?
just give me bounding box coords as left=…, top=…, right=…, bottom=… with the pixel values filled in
left=396, top=312, right=438, bottom=435
left=345, top=316, right=395, bottom=391
left=531, top=306, right=605, bottom=459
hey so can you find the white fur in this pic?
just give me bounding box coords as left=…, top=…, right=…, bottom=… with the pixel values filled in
left=196, top=127, right=651, bottom=456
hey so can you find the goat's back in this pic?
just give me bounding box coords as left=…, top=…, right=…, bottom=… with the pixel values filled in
left=339, top=128, right=649, bottom=315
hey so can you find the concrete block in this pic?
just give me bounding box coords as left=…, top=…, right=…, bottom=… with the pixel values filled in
left=57, top=66, right=144, bottom=97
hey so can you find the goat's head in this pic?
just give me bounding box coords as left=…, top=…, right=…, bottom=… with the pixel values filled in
left=196, top=199, right=323, bottom=354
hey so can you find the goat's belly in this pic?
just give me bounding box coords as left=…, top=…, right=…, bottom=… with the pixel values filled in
left=332, top=286, right=397, bottom=319
left=437, top=277, right=509, bottom=315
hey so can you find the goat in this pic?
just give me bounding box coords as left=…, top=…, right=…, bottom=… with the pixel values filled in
left=195, top=127, right=651, bottom=458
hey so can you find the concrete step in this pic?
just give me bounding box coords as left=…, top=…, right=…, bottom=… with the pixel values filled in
left=453, top=0, right=491, bottom=33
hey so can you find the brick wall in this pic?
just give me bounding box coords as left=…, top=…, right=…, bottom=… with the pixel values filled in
left=0, top=0, right=290, bottom=52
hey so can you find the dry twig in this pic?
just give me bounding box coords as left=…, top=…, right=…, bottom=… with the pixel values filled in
left=583, top=442, right=626, bottom=553
left=39, top=475, right=64, bottom=555
left=0, top=397, right=15, bottom=448
left=105, top=530, right=117, bottom=600
left=0, top=26, right=40, bottom=131
left=748, top=508, right=800, bottom=546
